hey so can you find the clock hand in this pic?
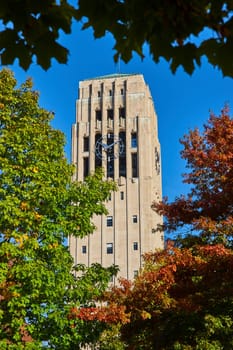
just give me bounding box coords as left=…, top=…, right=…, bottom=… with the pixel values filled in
left=104, top=140, right=120, bottom=149
left=112, top=140, right=120, bottom=147
left=101, top=143, right=109, bottom=150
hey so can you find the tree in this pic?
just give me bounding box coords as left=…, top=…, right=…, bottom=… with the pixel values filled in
left=0, top=0, right=74, bottom=70
left=72, top=242, right=233, bottom=349
left=77, top=0, right=233, bottom=77
left=152, top=106, right=233, bottom=246
left=0, top=68, right=117, bottom=349
left=100, top=243, right=233, bottom=349
left=1, top=1, right=233, bottom=76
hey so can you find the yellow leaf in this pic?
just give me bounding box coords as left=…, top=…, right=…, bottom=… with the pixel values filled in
left=32, top=167, right=39, bottom=173
left=34, top=212, right=42, bottom=220
left=20, top=202, right=28, bottom=210
left=141, top=310, right=151, bottom=320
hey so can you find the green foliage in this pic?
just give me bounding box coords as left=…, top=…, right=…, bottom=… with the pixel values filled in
left=0, top=0, right=74, bottom=70
left=1, top=1, right=233, bottom=76
left=75, top=0, right=233, bottom=77
left=0, top=68, right=117, bottom=348
left=96, top=324, right=125, bottom=350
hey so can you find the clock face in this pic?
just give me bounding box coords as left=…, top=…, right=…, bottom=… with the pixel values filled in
left=95, top=133, right=124, bottom=160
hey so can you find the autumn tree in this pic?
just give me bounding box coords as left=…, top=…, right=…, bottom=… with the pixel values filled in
left=72, top=242, right=233, bottom=349
left=100, top=243, right=233, bottom=349
left=153, top=106, right=233, bottom=247
left=0, top=68, right=117, bottom=349
left=1, top=1, right=233, bottom=76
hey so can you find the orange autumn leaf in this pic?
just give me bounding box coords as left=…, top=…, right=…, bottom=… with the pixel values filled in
left=152, top=106, right=233, bottom=242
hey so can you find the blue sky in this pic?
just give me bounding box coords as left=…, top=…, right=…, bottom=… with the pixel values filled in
left=8, top=22, right=233, bottom=202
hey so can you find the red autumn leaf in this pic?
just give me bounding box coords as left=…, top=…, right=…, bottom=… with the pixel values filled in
left=152, top=105, right=233, bottom=243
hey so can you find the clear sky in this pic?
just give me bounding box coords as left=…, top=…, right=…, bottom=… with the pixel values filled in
left=7, top=22, right=233, bottom=203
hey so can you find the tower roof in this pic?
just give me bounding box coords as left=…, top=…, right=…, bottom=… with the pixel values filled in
left=84, top=73, right=140, bottom=81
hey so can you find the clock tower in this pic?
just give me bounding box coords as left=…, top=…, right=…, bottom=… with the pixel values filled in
left=69, top=73, right=163, bottom=282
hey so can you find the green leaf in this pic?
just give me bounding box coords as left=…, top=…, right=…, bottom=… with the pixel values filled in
left=0, top=68, right=117, bottom=348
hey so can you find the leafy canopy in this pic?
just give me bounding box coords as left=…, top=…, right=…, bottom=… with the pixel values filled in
left=72, top=243, right=233, bottom=349
left=0, top=68, right=117, bottom=349
left=1, top=1, right=233, bottom=76
left=102, top=244, right=233, bottom=349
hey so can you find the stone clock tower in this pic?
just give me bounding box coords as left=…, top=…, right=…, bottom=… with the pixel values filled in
left=69, top=73, right=163, bottom=282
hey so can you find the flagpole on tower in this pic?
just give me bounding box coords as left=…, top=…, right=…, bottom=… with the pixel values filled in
left=116, top=56, right=121, bottom=74
left=118, top=57, right=121, bottom=73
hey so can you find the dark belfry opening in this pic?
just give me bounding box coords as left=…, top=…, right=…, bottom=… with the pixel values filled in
left=107, top=134, right=114, bottom=178
left=95, top=133, right=102, bottom=169
left=132, top=152, right=138, bottom=177
left=107, top=158, right=114, bottom=178
left=107, top=109, right=114, bottom=120
left=83, top=157, right=89, bottom=178
left=119, top=107, right=125, bottom=119
left=83, top=136, right=89, bottom=152
left=96, top=110, right=102, bottom=121
left=119, top=131, right=126, bottom=177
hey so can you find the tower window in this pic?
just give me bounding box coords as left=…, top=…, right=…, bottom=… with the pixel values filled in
left=119, top=157, right=126, bottom=177
left=132, top=215, right=138, bottom=223
left=120, top=191, right=124, bottom=200
left=107, top=159, right=114, bottom=178
left=119, top=131, right=126, bottom=156
left=107, top=109, right=114, bottom=120
left=132, top=153, right=138, bottom=177
left=83, top=157, right=89, bottom=178
left=96, top=110, right=102, bottom=121
left=119, top=131, right=126, bottom=177
left=119, top=107, right=125, bottom=118
left=131, top=133, right=137, bottom=148
left=120, top=88, right=124, bottom=95
left=95, top=134, right=102, bottom=169
left=97, top=91, right=101, bottom=97
left=133, top=242, right=138, bottom=250
left=82, top=245, right=87, bottom=254
left=107, top=216, right=113, bottom=227
left=83, top=136, right=89, bottom=152
left=109, top=89, right=112, bottom=96
left=106, top=243, right=113, bottom=254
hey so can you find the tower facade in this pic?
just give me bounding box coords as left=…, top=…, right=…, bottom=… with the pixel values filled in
left=69, top=73, right=163, bottom=281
